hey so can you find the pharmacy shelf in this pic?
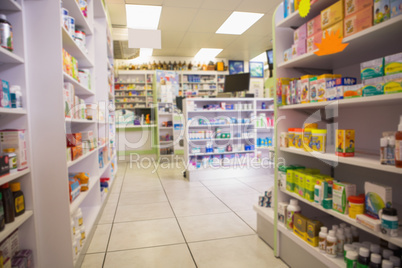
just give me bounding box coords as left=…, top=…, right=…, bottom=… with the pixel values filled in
left=256, top=147, right=275, bottom=151
left=61, top=27, right=94, bottom=68
left=279, top=93, right=402, bottom=110
left=189, top=150, right=254, bottom=156
left=280, top=147, right=402, bottom=174
left=0, top=108, right=27, bottom=115
left=115, top=89, right=152, bottom=92
left=116, top=124, right=156, bottom=129
left=189, top=137, right=255, bottom=142
left=70, top=175, right=99, bottom=214
left=198, top=89, right=216, bottom=91
left=253, top=205, right=275, bottom=225
left=67, top=149, right=97, bottom=168
left=0, top=0, right=22, bottom=11
left=63, top=72, right=94, bottom=96
left=0, top=211, right=33, bottom=243
left=115, top=101, right=146, bottom=104
left=0, top=46, right=24, bottom=64
left=115, top=95, right=148, bottom=98
left=282, top=189, right=402, bottom=247
left=188, top=109, right=254, bottom=113
left=256, top=127, right=275, bottom=130
left=94, top=0, right=107, bottom=18
left=65, top=118, right=96, bottom=124
left=278, top=16, right=402, bottom=70
left=276, top=0, right=334, bottom=28
left=62, top=0, right=93, bottom=35
left=256, top=109, right=274, bottom=112
left=115, top=82, right=146, bottom=84
left=188, top=123, right=254, bottom=128
left=182, top=82, right=216, bottom=84
left=97, top=144, right=106, bottom=150
left=0, top=168, right=30, bottom=185
left=99, top=154, right=115, bottom=176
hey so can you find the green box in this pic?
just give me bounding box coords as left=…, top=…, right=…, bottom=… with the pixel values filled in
left=361, top=57, right=384, bottom=80
left=362, top=77, right=384, bottom=96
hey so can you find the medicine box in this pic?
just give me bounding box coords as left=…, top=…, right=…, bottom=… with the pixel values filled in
left=277, top=78, right=291, bottom=106
left=364, top=181, right=392, bottom=219
left=309, top=77, right=319, bottom=102
left=304, top=174, right=316, bottom=202
left=316, top=74, right=333, bottom=102
left=278, top=202, right=288, bottom=224
left=283, top=48, right=292, bottom=62
left=0, top=80, right=10, bottom=108
left=286, top=169, right=296, bottom=192
left=0, top=155, right=9, bottom=176
left=336, top=129, right=355, bottom=156
left=390, top=0, right=402, bottom=17
left=306, top=219, right=323, bottom=247
left=0, top=129, right=28, bottom=171
left=293, top=213, right=308, bottom=240
left=295, top=171, right=306, bottom=197
left=291, top=40, right=307, bottom=58
left=384, top=73, right=402, bottom=93
left=300, top=75, right=315, bottom=103
left=344, top=5, right=373, bottom=37
left=361, top=57, right=384, bottom=79
left=333, top=77, right=357, bottom=100
left=362, top=77, right=384, bottom=96
left=294, top=23, right=307, bottom=43
left=63, top=82, right=74, bottom=118
left=344, top=0, right=373, bottom=16
left=323, top=20, right=344, bottom=39
left=384, top=52, right=402, bottom=75
left=66, top=133, right=82, bottom=147
left=306, top=31, right=322, bottom=53
left=307, top=15, right=321, bottom=37
left=326, top=79, right=337, bottom=101
left=332, top=181, right=356, bottom=214
left=321, top=0, right=344, bottom=30
left=374, top=0, right=391, bottom=25
left=296, top=80, right=302, bottom=104
left=343, top=84, right=362, bottom=98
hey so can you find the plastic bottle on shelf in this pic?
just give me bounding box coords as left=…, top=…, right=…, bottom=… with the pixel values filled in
left=388, top=137, right=396, bottom=165
left=381, top=207, right=399, bottom=237
left=336, top=229, right=346, bottom=256
left=351, top=226, right=360, bottom=242
left=326, top=230, right=337, bottom=258
left=0, top=192, right=5, bottom=231
left=318, top=226, right=328, bottom=252
left=370, top=244, right=381, bottom=255
left=382, top=249, right=394, bottom=260
left=380, top=137, right=388, bottom=165
left=332, top=225, right=339, bottom=232
left=10, top=182, right=25, bottom=217
left=10, top=85, right=22, bottom=108
left=285, top=199, right=301, bottom=230
left=388, top=242, right=402, bottom=258
left=346, top=251, right=358, bottom=268
left=357, top=247, right=370, bottom=268
left=344, top=244, right=356, bottom=262
left=3, top=148, right=17, bottom=173
left=396, top=115, right=402, bottom=168
left=344, top=227, right=353, bottom=244
left=389, top=256, right=401, bottom=268
left=382, top=260, right=394, bottom=268
left=369, top=254, right=382, bottom=268
left=0, top=183, right=14, bottom=223
left=0, top=14, right=13, bottom=51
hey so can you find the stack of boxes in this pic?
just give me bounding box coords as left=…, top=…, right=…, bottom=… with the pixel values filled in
left=344, top=0, right=373, bottom=37
left=66, top=131, right=96, bottom=162
left=321, top=0, right=345, bottom=39
left=0, top=130, right=28, bottom=172
left=306, top=14, right=322, bottom=53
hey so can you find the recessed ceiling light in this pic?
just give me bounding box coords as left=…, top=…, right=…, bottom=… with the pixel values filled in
left=194, top=48, right=223, bottom=60
left=216, top=11, right=264, bottom=35
left=126, top=5, right=162, bottom=30
left=251, top=52, right=267, bottom=62
left=140, top=48, right=153, bottom=57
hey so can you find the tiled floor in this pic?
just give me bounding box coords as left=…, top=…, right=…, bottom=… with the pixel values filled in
left=81, top=160, right=288, bottom=268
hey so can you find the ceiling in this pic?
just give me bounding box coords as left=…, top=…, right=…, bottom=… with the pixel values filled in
left=106, top=0, right=282, bottom=60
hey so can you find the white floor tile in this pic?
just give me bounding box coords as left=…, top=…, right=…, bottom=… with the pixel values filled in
left=104, top=244, right=195, bottom=268
left=189, top=235, right=288, bottom=268
left=87, top=224, right=112, bottom=253
left=81, top=253, right=105, bottom=268
left=118, top=190, right=167, bottom=206
left=165, top=187, right=215, bottom=201
left=206, top=184, right=259, bottom=199
left=108, top=218, right=185, bottom=251
left=235, top=210, right=257, bottom=231
left=177, top=212, right=255, bottom=242
left=98, top=202, right=118, bottom=224
left=170, top=197, right=230, bottom=217
left=219, top=193, right=260, bottom=212
left=121, top=180, right=163, bottom=193
left=200, top=179, right=244, bottom=187
left=114, top=202, right=174, bottom=222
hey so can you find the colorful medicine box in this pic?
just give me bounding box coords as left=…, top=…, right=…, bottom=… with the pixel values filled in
left=0, top=80, right=10, bottom=108
left=294, top=23, right=307, bottom=43
left=66, top=133, right=82, bottom=147
left=316, top=74, right=333, bottom=102
left=278, top=202, right=288, bottom=224
left=344, top=5, right=373, bottom=37
left=362, top=77, right=384, bottom=96
left=277, top=78, right=291, bottom=106
left=384, top=52, right=402, bottom=75
left=336, top=129, right=355, bottom=156
left=304, top=174, right=317, bottom=201
left=300, top=75, right=315, bottom=103
left=307, top=15, right=322, bottom=37
left=344, top=84, right=362, bottom=98
left=291, top=40, right=307, bottom=58
left=306, top=219, right=324, bottom=247
left=309, top=77, right=319, bottom=102
left=336, top=77, right=357, bottom=99
left=293, top=213, right=308, bottom=240
left=321, top=0, right=345, bottom=30
left=323, top=20, right=344, bottom=39
left=374, top=0, right=391, bottom=24
left=283, top=48, right=292, bottom=62
left=306, top=31, right=322, bottom=53
left=333, top=181, right=356, bottom=214
left=0, top=129, right=28, bottom=171
left=384, top=73, right=402, bottom=93
left=344, top=0, right=373, bottom=16
left=364, top=182, right=392, bottom=219
left=390, top=0, right=402, bottom=17
left=361, top=57, right=384, bottom=79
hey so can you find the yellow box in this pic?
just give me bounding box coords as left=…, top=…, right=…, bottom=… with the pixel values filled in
left=323, top=20, right=344, bottom=39
left=321, top=0, right=344, bottom=29
left=336, top=129, right=355, bottom=157
left=294, top=213, right=308, bottom=241
left=306, top=219, right=324, bottom=247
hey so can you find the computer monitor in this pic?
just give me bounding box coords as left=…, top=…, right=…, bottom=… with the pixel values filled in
left=135, top=108, right=155, bottom=121
left=224, top=73, right=250, bottom=93
left=176, top=96, right=185, bottom=112
left=266, top=49, right=273, bottom=65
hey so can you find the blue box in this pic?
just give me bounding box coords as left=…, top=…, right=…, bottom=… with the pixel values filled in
left=1, top=80, right=10, bottom=108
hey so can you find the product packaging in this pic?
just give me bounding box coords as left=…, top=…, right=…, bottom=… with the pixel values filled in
left=300, top=75, right=314, bottom=103
left=294, top=23, right=307, bottom=43
left=291, top=40, right=307, bottom=58
left=311, top=129, right=327, bottom=152
left=345, top=0, right=374, bottom=16
left=344, top=5, right=373, bottom=37
left=321, top=0, right=345, bottom=30
left=293, top=213, right=308, bottom=240
left=66, top=133, right=82, bottom=147
left=0, top=155, right=9, bottom=176
left=343, top=84, right=362, bottom=98
left=0, top=80, right=10, bottom=108
left=0, top=129, right=28, bottom=171
left=309, top=77, right=319, bottom=102
left=283, top=48, right=292, bottom=62
left=384, top=52, right=402, bottom=76
left=307, top=15, right=322, bottom=37
left=390, top=0, right=402, bottom=17
left=304, top=174, right=316, bottom=201
left=332, top=77, right=357, bottom=100
left=323, top=20, right=344, bottom=39
left=356, top=214, right=381, bottom=231
left=332, top=181, right=356, bottom=214
left=362, top=77, right=385, bottom=96
left=278, top=202, right=288, bottom=224
left=277, top=78, right=291, bottom=106
left=361, top=57, right=384, bottom=80
left=364, top=181, right=392, bottom=219
left=306, top=31, right=322, bottom=53
left=374, top=0, right=391, bottom=24
left=384, top=73, right=402, bottom=93
left=336, top=129, right=355, bottom=156
left=78, top=69, right=91, bottom=90
left=63, top=83, right=74, bottom=118
left=306, top=219, right=324, bottom=247
left=316, top=74, right=333, bottom=102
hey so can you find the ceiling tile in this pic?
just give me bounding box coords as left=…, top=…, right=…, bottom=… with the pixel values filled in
left=218, top=49, right=249, bottom=61
left=161, top=31, right=186, bottom=48
left=178, top=32, right=214, bottom=49
left=108, top=4, right=127, bottom=26
left=236, top=0, right=280, bottom=13
left=163, top=0, right=204, bottom=8
left=153, top=48, right=178, bottom=56
left=124, top=0, right=164, bottom=5
left=225, top=35, right=265, bottom=50
left=159, top=7, right=198, bottom=31
left=187, top=9, right=231, bottom=33
left=207, top=35, right=238, bottom=49
left=242, top=15, right=272, bottom=36
left=200, top=0, right=242, bottom=10
left=169, top=48, right=200, bottom=57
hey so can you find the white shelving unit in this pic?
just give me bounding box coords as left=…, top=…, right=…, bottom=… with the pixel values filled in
left=183, top=98, right=274, bottom=180
left=253, top=2, right=402, bottom=268
left=157, top=102, right=175, bottom=158
left=24, top=0, right=116, bottom=266
left=179, top=70, right=228, bottom=97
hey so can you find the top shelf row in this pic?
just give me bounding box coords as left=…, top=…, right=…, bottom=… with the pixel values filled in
left=0, top=0, right=22, bottom=12
left=62, top=0, right=93, bottom=35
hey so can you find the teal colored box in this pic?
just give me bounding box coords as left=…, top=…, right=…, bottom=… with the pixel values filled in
left=391, top=0, right=402, bottom=17
left=362, top=77, right=384, bottom=96
left=361, top=57, right=384, bottom=80
left=0, top=80, right=10, bottom=108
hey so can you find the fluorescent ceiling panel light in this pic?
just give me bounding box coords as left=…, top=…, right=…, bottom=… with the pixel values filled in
left=251, top=52, right=267, bottom=62
left=194, top=48, right=223, bottom=60
left=126, top=5, right=162, bottom=30
left=140, top=48, right=153, bottom=57
left=216, top=11, right=264, bottom=35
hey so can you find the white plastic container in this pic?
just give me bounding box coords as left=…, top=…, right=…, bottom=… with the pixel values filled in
left=389, top=256, right=401, bottom=268
left=318, top=226, right=328, bottom=252
left=286, top=199, right=301, bottom=230
left=382, top=260, right=394, bottom=268
left=370, top=244, right=381, bottom=255
left=344, top=227, right=353, bottom=244
left=326, top=230, right=337, bottom=257
left=370, top=253, right=382, bottom=268
left=336, top=229, right=345, bottom=256
left=381, top=207, right=399, bottom=237
left=382, top=249, right=394, bottom=260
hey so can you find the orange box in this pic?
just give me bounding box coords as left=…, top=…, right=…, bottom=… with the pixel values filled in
left=321, top=0, right=344, bottom=30
left=307, top=31, right=322, bottom=53
left=66, top=133, right=82, bottom=147
left=344, top=5, right=373, bottom=37
left=71, top=147, right=79, bottom=161
left=323, top=20, right=344, bottom=39
left=307, top=15, right=322, bottom=37
left=344, top=0, right=373, bottom=16
left=76, top=145, right=83, bottom=157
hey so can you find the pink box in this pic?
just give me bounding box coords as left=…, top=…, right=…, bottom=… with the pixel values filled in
left=292, top=40, right=307, bottom=58
left=306, top=31, right=322, bottom=53
left=294, top=23, right=307, bottom=43
left=344, top=0, right=373, bottom=17
left=344, top=5, right=373, bottom=37
left=307, top=15, right=321, bottom=37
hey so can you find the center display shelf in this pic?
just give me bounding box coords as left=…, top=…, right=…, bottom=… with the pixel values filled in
left=0, top=107, right=27, bottom=115
left=0, top=46, right=24, bottom=64
left=0, top=211, right=34, bottom=244
left=63, top=72, right=94, bottom=96
left=67, top=148, right=97, bottom=168
left=61, top=27, right=93, bottom=68
left=69, top=175, right=98, bottom=214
